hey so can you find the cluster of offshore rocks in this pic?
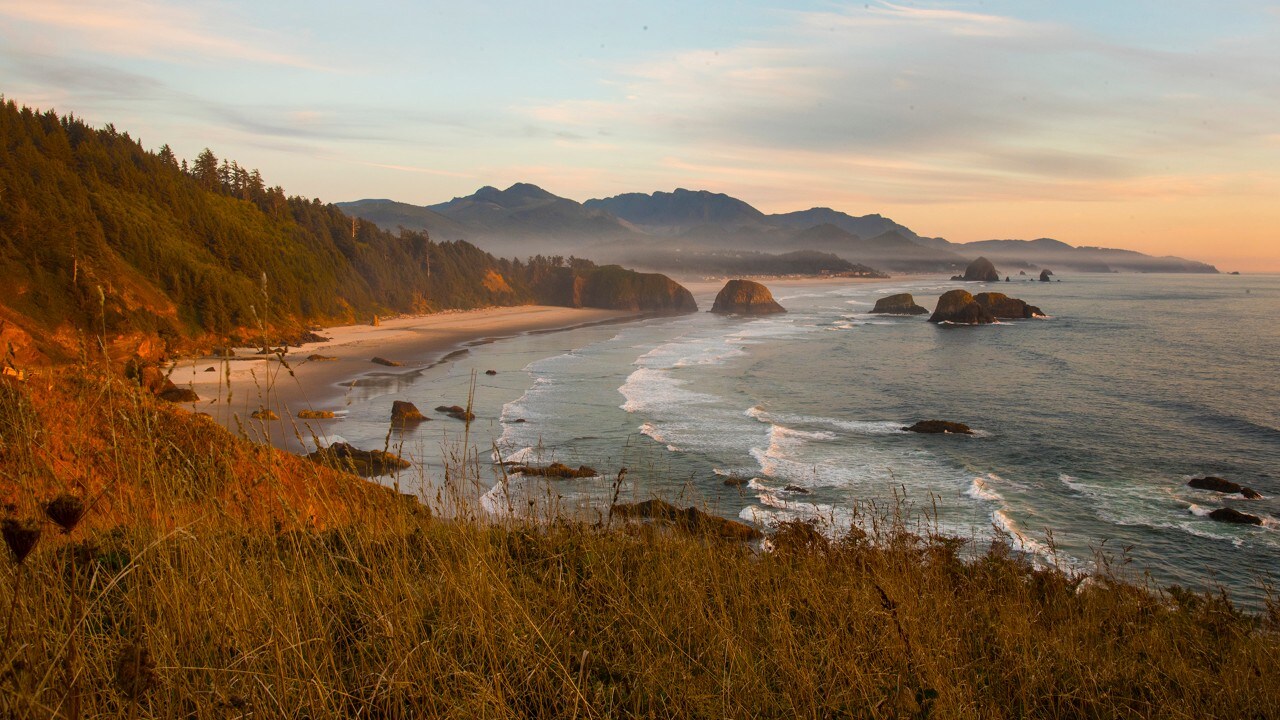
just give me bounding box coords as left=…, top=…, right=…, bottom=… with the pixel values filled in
left=1186, top=476, right=1269, bottom=526
left=869, top=258, right=1048, bottom=325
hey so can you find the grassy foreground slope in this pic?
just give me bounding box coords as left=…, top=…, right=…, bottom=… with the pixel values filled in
left=1, top=370, right=1277, bottom=718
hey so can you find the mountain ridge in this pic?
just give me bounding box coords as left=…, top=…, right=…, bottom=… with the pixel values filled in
left=346, top=185, right=1217, bottom=275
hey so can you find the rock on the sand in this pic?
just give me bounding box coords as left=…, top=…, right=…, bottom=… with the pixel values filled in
left=710, top=280, right=786, bottom=315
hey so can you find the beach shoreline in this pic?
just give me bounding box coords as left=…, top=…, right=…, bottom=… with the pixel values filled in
left=168, top=305, right=644, bottom=437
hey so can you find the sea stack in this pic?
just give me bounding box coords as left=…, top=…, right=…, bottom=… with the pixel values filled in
left=953, top=257, right=1001, bottom=282
left=710, top=280, right=786, bottom=314
left=870, top=293, right=929, bottom=316
left=928, top=289, right=995, bottom=325
left=973, top=293, right=1045, bottom=319
left=1040, top=269, right=1053, bottom=282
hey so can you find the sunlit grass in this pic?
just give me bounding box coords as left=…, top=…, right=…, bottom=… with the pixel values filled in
left=0, top=368, right=1277, bottom=718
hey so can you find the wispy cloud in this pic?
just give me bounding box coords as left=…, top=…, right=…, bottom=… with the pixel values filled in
left=520, top=1, right=1280, bottom=206
left=0, top=0, right=322, bottom=69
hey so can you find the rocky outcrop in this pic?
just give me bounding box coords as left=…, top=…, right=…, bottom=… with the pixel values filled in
left=973, top=293, right=1045, bottom=319
left=390, top=401, right=427, bottom=425
left=1189, top=477, right=1262, bottom=499
left=510, top=463, right=599, bottom=479
left=1040, top=269, right=1053, bottom=282
left=157, top=385, right=199, bottom=403
left=951, top=257, right=1001, bottom=282
left=1207, top=507, right=1263, bottom=525
left=870, top=293, right=928, bottom=316
left=539, top=265, right=698, bottom=313
left=296, top=409, right=335, bottom=419
left=611, top=499, right=763, bottom=541
left=250, top=408, right=278, bottom=420
left=435, top=404, right=475, bottom=422
left=710, top=280, right=786, bottom=314
left=305, top=442, right=411, bottom=477
left=928, top=290, right=995, bottom=325
left=903, top=420, right=974, bottom=435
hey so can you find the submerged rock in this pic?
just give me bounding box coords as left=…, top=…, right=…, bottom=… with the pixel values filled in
left=305, top=442, right=411, bottom=477
left=903, top=420, right=974, bottom=435
left=390, top=400, right=427, bottom=425
left=870, top=293, right=929, bottom=316
left=1189, top=477, right=1262, bottom=499
left=611, top=499, right=763, bottom=541
left=928, top=290, right=995, bottom=325
left=710, top=279, right=786, bottom=315
left=1207, top=507, right=1263, bottom=525
left=973, top=292, right=1045, bottom=319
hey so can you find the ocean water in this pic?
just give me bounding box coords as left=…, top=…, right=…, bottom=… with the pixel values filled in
left=317, top=273, right=1280, bottom=607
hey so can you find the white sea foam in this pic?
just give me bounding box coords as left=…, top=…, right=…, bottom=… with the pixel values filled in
left=967, top=476, right=1004, bottom=502
left=1187, top=503, right=1213, bottom=517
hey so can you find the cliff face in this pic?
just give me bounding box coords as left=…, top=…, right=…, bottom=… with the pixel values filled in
left=710, top=280, right=786, bottom=314
left=536, top=265, right=698, bottom=313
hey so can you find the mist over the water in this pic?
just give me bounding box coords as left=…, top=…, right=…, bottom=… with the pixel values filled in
left=325, top=273, right=1280, bottom=608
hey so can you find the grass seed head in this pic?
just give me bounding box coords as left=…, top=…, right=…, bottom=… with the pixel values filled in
left=44, top=494, right=86, bottom=534
left=1, top=518, right=40, bottom=564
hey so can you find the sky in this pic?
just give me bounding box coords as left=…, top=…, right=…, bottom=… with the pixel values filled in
left=2, top=0, right=1278, bottom=271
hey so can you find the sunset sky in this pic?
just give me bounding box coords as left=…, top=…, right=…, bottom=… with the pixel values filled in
left=2, top=0, right=1278, bottom=271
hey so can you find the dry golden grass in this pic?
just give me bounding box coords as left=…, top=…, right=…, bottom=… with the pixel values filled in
left=0, top=369, right=1278, bottom=718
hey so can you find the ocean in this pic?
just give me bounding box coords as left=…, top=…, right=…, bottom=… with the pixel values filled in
left=317, top=273, right=1279, bottom=608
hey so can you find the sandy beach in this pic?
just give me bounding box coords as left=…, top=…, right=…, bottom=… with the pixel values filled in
left=168, top=305, right=641, bottom=435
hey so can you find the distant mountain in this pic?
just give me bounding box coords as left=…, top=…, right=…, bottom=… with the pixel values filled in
left=768, top=207, right=918, bottom=241
left=787, top=225, right=966, bottom=273
left=344, top=186, right=1218, bottom=277
left=335, top=198, right=471, bottom=241
left=425, top=183, right=637, bottom=253
left=939, top=238, right=1218, bottom=274
left=583, top=189, right=767, bottom=235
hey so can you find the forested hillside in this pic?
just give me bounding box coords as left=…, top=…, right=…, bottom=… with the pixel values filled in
left=0, top=101, right=690, bottom=365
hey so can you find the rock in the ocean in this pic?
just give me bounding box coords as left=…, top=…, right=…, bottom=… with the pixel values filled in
left=305, top=442, right=411, bottom=477
left=962, top=257, right=1001, bottom=282
left=485, top=369, right=497, bottom=375
left=296, top=409, right=336, bottom=419
left=435, top=404, right=474, bottom=421
left=1189, top=476, right=1262, bottom=499
left=928, top=290, right=995, bottom=325
left=250, top=408, right=278, bottom=420
left=710, top=279, right=786, bottom=315
left=371, top=356, right=402, bottom=367
left=510, top=463, right=598, bottom=479
left=870, top=293, right=929, bottom=316
left=1207, top=507, right=1263, bottom=525
left=611, top=499, right=763, bottom=541
left=390, top=400, right=427, bottom=425
left=1040, top=269, right=1053, bottom=282
left=903, top=420, right=974, bottom=435
left=973, top=292, right=1045, bottom=319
